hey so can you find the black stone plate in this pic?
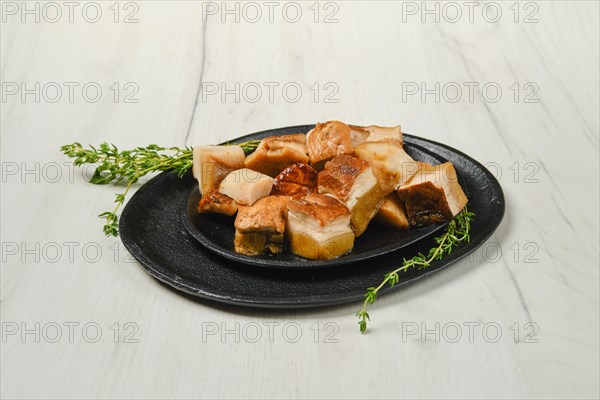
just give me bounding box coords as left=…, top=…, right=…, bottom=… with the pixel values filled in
left=119, top=126, right=505, bottom=308
left=181, top=138, right=449, bottom=269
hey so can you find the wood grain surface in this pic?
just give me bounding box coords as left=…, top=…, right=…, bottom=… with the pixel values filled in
left=1, top=1, right=598, bottom=399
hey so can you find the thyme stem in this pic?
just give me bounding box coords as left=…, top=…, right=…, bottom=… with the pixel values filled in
left=356, top=208, right=474, bottom=333
left=61, top=140, right=260, bottom=236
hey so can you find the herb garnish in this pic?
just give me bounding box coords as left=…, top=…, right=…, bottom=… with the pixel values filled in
left=356, top=208, right=474, bottom=333
left=60, top=140, right=260, bottom=236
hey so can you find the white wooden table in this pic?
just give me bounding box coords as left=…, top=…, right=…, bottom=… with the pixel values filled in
left=1, top=1, right=599, bottom=398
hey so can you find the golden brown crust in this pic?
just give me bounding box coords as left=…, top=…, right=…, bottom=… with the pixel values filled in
left=244, top=134, right=309, bottom=177
left=306, top=121, right=353, bottom=170
left=317, top=155, right=369, bottom=201
left=271, top=163, right=317, bottom=198
left=271, top=182, right=311, bottom=198
left=264, top=133, right=307, bottom=145
left=274, top=163, right=318, bottom=187
left=197, top=189, right=239, bottom=216
left=287, top=194, right=350, bottom=226
left=234, top=195, right=291, bottom=233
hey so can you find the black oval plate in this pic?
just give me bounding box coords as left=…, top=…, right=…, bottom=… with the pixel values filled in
left=181, top=137, right=450, bottom=268
left=119, top=126, right=505, bottom=308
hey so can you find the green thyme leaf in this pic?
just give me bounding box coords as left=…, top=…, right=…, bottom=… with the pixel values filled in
left=61, top=140, right=260, bottom=236
left=357, top=208, right=474, bottom=334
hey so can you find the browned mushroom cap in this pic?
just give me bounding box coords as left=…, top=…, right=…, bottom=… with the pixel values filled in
left=197, top=189, right=238, bottom=216
left=287, top=193, right=350, bottom=227
left=271, top=163, right=317, bottom=198
left=316, top=154, right=384, bottom=237
left=317, top=155, right=369, bottom=202
left=306, top=121, right=353, bottom=170
left=244, top=133, right=309, bottom=177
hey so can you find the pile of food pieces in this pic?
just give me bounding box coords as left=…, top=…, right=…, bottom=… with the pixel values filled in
left=192, top=121, right=468, bottom=260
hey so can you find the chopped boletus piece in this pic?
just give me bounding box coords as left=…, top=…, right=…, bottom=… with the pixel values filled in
left=192, top=145, right=246, bottom=195
left=286, top=194, right=354, bottom=260
left=397, top=162, right=468, bottom=227
left=306, top=121, right=353, bottom=170
left=271, top=163, right=318, bottom=198
left=364, top=125, right=403, bottom=145
left=349, top=124, right=402, bottom=146
left=374, top=193, right=409, bottom=229
left=348, top=125, right=370, bottom=147
left=353, top=139, right=419, bottom=196
left=234, top=196, right=291, bottom=256
left=244, top=133, right=310, bottom=177
left=218, top=168, right=273, bottom=206
left=197, top=189, right=238, bottom=216
left=317, top=154, right=384, bottom=237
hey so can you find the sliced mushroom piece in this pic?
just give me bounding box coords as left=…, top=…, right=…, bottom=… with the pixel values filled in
left=197, top=189, right=239, bottom=216
left=218, top=168, right=274, bottom=206
left=317, top=155, right=384, bottom=237
left=286, top=194, right=354, bottom=260
left=271, top=163, right=318, bottom=198
left=348, top=125, right=370, bottom=147
left=364, top=124, right=403, bottom=145
left=192, top=145, right=246, bottom=195
left=397, top=162, right=468, bottom=227
left=374, top=193, right=409, bottom=229
left=234, top=195, right=291, bottom=256
left=244, top=133, right=309, bottom=177
left=353, top=139, right=419, bottom=196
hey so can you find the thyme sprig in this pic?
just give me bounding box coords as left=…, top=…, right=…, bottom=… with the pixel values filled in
left=356, top=208, right=475, bottom=333
left=60, top=140, right=260, bottom=236
left=234, top=139, right=262, bottom=154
